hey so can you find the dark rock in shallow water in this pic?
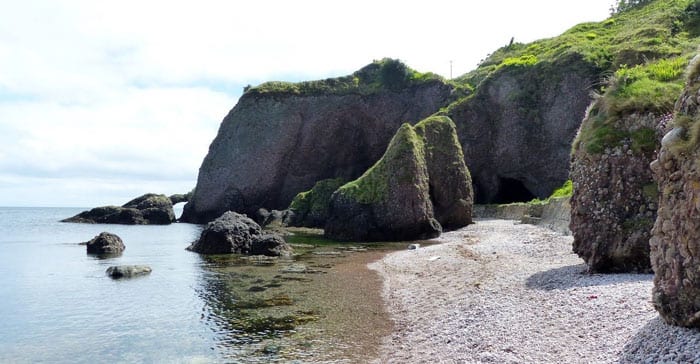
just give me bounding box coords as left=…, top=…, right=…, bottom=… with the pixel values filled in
left=62, top=193, right=176, bottom=225
left=85, top=232, right=125, bottom=255
left=187, top=211, right=292, bottom=256
left=251, top=234, right=293, bottom=256
left=325, top=115, right=471, bottom=242
left=106, top=265, right=152, bottom=278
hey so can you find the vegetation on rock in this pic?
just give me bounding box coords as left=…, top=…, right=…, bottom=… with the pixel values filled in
left=288, top=178, right=345, bottom=228
left=325, top=116, right=472, bottom=241
left=245, top=58, right=450, bottom=97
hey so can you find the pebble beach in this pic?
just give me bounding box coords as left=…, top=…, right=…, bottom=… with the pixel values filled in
left=368, top=219, right=700, bottom=363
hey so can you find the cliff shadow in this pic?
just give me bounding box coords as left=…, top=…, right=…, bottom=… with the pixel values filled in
left=525, top=264, right=653, bottom=291
left=616, top=316, right=700, bottom=363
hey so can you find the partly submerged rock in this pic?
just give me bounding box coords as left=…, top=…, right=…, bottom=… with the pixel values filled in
left=650, top=56, right=700, bottom=328
left=85, top=232, right=125, bottom=255
left=325, top=115, right=472, bottom=241
left=187, top=211, right=292, bottom=256
left=62, top=193, right=175, bottom=225
left=106, top=265, right=152, bottom=279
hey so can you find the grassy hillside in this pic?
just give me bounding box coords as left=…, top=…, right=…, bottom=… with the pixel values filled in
left=456, top=0, right=699, bottom=89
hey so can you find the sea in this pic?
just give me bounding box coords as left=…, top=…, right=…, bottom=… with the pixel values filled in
left=0, top=207, right=393, bottom=363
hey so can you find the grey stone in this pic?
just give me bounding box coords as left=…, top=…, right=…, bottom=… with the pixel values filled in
left=106, top=265, right=152, bottom=279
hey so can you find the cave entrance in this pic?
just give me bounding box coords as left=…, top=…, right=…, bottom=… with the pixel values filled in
left=492, top=177, right=536, bottom=204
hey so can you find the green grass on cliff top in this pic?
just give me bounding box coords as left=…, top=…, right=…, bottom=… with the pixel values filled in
left=245, top=58, right=461, bottom=97
left=455, top=0, right=700, bottom=89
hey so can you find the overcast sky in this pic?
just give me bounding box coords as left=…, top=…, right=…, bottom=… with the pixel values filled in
left=0, top=0, right=613, bottom=207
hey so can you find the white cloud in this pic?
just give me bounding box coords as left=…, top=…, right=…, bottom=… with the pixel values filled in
left=0, top=0, right=612, bottom=206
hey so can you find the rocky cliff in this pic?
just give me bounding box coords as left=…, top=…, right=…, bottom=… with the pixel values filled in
left=446, top=53, right=599, bottom=203
left=181, top=59, right=454, bottom=223
left=650, top=54, right=700, bottom=327
left=325, top=116, right=472, bottom=242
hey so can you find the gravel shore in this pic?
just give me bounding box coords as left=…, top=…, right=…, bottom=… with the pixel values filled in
left=368, top=219, right=700, bottom=363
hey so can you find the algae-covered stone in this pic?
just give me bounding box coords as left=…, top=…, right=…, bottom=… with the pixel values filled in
left=287, top=178, right=345, bottom=228
left=62, top=193, right=176, bottom=225
left=325, top=116, right=472, bottom=241
left=415, top=116, right=473, bottom=228
left=650, top=56, right=700, bottom=327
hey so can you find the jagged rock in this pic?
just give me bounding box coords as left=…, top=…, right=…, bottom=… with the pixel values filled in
left=85, top=232, right=125, bottom=255
left=325, top=115, right=472, bottom=241
left=446, top=53, right=600, bottom=203
left=255, top=208, right=293, bottom=228
left=180, top=59, right=454, bottom=223
left=187, top=211, right=292, bottom=256
left=287, top=178, right=346, bottom=228
left=169, top=191, right=192, bottom=205
left=415, top=114, right=473, bottom=228
left=570, top=104, right=665, bottom=272
left=650, top=56, right=700, bottom=327
left=106, top=265, right=152, bottom=279
left=251, top=234, right=293, bottom=256
left=62, top=193, right=175, bottom=225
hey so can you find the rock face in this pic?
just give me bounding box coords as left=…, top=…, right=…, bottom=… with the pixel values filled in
left=106, top=265, right=152, bottom=278
left=85, top=232, right=125, bottom=255
left=570, top=107, right=665, bottom=273
left=650, top=57, right=700, bottom=327
left=181, top=59, right=454, bottom=223
left=325, top=116, right=472, bottom=241
left=287, top=178, right=345, bottom=228
left=187, top=211, right=292, bottom=256
left=446, top=54, right=600, bottom=203
left=63, top=193, right=176, bottom=225
left=168, top=191, right=192, bottom=205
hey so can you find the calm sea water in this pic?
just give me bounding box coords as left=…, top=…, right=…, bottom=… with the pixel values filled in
left=0, top=207, right=396, bottom=364
left=0, top=207, right=221, bottom=363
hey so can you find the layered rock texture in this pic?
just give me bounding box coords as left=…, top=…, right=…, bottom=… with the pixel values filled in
left=325, top=116, right=473, bottom=241
left=570, top=103, right=667, bottom=272
left=287, top=178, right=345, bottom=228
left=187, top=211, right=292, bottom=256
left=181, top=60, right=454, bottom=223
left=63, top=193, right=176, bottom=225
left=85, top=232, right=125, bottom=255
left=650, top=56, right=700, bottom=327
left=446, top=54, right=599, bottom=203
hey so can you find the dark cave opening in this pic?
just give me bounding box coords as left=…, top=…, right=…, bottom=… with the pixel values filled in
left=492, top=177, right=536, bottom=204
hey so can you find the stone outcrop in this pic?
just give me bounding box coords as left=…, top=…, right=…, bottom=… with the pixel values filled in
left=168, top=191, right=192, bottom=205
left=446, top=54, right=600, bottom=204
left=325, top=116, right=472, bottom=241
left=85, top=232, right=125, bottom=255
left=650, top=56, right=700, bottom=327
left=187, top=211, right=292, bottom=256
left=570, top=103, right=665, bottom=272
left=106, top=265, right=152, bottom=279
left=287, top=178, right=345, bottom=228
left=181, top=59, right=454, bottom=223
left=62, top=193, right=176, bottom=225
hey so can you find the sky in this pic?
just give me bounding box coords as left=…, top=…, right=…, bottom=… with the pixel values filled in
left=0, top=0, right=614, bottom=207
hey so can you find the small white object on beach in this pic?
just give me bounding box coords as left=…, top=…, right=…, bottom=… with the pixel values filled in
left=408, top=243, right=420, bottom=250
left=428, top=256, right=440, bottom=261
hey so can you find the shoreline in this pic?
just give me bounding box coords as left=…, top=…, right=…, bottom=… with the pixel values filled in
left=368, top=219, right=700, bottom=363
